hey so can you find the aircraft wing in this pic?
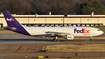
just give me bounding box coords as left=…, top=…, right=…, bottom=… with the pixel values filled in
left=46, top=31, right=70, bottom=36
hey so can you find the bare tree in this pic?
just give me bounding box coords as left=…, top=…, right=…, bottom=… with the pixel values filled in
left=0, top=0, right=104, bottom=15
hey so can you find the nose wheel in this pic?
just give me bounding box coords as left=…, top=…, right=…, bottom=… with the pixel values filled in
left=53, top=36, right=58, bottom=42
left=90, top=36, right=92, bottom=41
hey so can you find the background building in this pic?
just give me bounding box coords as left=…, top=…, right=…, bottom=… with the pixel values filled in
left=0, top=13, right=104, bottom=28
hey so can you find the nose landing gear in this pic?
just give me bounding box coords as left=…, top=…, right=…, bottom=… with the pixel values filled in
left=90, top=36, right=92, bottom=41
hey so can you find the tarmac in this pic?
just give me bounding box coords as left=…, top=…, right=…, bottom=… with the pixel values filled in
left=0, top=34, right=105, bottom=58
left=0, top=39, right=60, bottom=44
left=0, top=34, right=105, bottom=44
left=0, top=39, right=105, bottom=44
left=0, top=34, right=38, bottom=39
left=0, top=34, right=104, bottom=39
left=0, top=44, right=105, bottom=58
left=0, top=52, right=105, bottom=58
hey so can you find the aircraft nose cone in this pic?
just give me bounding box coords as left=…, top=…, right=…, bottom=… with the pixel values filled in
left=102, top=31, right=104, bottom=34
left=101, top=31, right=104, bottom=34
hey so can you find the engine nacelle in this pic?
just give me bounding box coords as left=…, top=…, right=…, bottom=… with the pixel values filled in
left=64, top=35, right=74, bottom=40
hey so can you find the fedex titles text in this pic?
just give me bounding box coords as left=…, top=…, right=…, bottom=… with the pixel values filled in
left=7, top=18, right=14, bottom=21
left=74, top=28, right=90, bottom=33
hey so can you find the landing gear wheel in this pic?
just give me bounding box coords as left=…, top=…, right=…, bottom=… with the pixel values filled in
left=56, top=39, right=58, bottom=42
left=54, top=39, right=56, bottom=42
left=53, top=39, right=58, bottom=42
left=53, top=36, right=59, bottom=42
left=53, top=39, right=55, bottom=42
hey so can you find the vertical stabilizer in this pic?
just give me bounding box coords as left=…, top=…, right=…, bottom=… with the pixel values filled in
left=2, top=11, right=30, bottom=35
left=2, top=11, right=21, bottom=27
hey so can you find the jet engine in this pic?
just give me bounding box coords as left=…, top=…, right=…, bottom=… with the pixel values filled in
left=64, top=35, right=74, bottom=40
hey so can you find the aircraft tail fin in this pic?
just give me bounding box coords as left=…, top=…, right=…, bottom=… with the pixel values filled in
left=2, top=11, right=21, bottom=27
left=2, top=11, right=30, bottom=35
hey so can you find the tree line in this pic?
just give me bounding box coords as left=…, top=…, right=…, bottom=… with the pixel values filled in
left=0, top=0, right=105, bottom=15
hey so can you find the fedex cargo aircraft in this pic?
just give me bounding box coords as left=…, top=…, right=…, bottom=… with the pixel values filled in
left=2, top=11, right=104, bottom=41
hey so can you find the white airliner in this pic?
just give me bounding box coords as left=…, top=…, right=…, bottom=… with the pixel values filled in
left=2, top=11, right=104, bottom=41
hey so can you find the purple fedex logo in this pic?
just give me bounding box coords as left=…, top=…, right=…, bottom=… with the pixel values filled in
left=74, top=28, right=90, bottom=33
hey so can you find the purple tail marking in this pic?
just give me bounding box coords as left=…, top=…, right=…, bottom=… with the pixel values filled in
left=2, top=11, right=30, bottom=35
left=2, top=11, right=21, bottom=27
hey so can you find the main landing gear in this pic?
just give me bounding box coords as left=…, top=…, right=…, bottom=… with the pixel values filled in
left=53, top=36, right=58, bottom=42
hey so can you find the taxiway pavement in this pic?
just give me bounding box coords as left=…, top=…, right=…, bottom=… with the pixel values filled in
left=0, top=39, right=105, bottom=44
left=0, top=52, right=105, bottom=58
left=0, top=34, right=105, bottom=58
left=0, top=34, right=105, bottom=39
